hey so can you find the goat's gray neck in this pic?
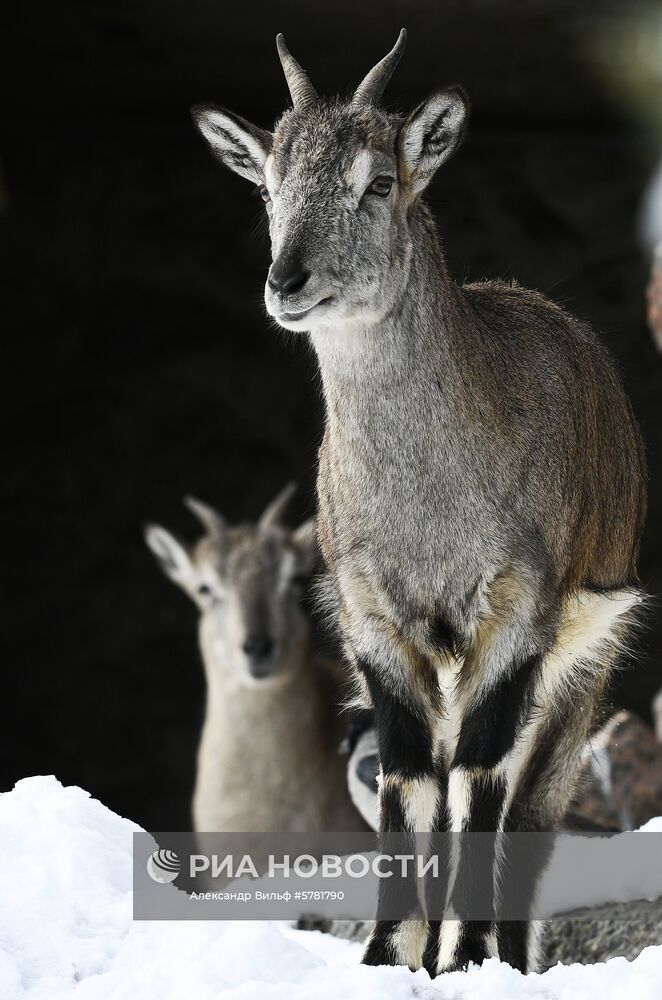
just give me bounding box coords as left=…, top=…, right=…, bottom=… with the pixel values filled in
left=312, top=213, right=463, bottom=397
left=202, top=652, right=307, bottom=729
left=198, top=636, right=334, bottom=764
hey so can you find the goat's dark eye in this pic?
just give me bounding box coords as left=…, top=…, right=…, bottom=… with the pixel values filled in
left=258, top=185, right=270, bottom=203
left=198, top=584, right=211, bottom=596
left=367, top=175, right=393, bottom=197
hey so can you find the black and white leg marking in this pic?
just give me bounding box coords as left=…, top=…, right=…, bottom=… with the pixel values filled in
left=359, top=658, right=439, bottom=970
left=435, top=651, right=543, bottom=973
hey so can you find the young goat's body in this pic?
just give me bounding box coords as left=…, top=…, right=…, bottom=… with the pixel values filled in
left=192, top=29, right=647, bottom=974
left=146, top=487, right=363, bottom=834
left=193, top=633, right=359, bottom=833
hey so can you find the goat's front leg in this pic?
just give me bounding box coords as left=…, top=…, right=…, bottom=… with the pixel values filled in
left=358, top=656, right=441, bottom=970
left=431, top=648, right=542, bottom=974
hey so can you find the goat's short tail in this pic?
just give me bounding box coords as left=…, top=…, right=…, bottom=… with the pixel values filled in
left=542, top=586, right=646, bottom=694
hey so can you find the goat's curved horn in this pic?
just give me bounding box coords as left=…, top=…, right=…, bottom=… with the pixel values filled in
left=352, top=28, right=407, bottom=107
left=276, top=33, right=318, bottom=111
left=184, top=496, right=225, bottom=536
left=259, top=481, right=297, bottom=530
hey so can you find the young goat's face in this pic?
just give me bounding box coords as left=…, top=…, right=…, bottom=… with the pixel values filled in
left=192, top=30, right=467, bottom=332
left=145, top=486, right=317, bottom=687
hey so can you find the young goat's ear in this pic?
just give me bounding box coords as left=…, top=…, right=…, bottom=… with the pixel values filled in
left=291, top=518, right=319, bottom=574
left=398, top=87, right=468, bottom=194
left=191, top=104, right=272, bottom=184
left=144, top=524, right=195, bottom=591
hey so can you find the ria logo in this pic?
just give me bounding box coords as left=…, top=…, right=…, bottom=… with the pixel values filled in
left=147, top=848, right=181, bottom=883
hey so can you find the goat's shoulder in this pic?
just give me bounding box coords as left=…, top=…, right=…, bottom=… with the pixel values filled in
left=458, top=277, right=607, bottom=373
left=460, top=278, right=583, bottom=335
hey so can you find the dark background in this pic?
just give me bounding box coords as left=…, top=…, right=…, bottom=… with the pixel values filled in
left=2, top=1, right=661, bottom=830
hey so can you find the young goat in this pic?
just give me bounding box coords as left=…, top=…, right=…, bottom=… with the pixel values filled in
left=145, top=485, right=362, bottom=833
left=192, top=31, right=647, bottom=974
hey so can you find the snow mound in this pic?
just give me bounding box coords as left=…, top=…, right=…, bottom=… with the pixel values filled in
left=1, top=776, right=662, bottom=999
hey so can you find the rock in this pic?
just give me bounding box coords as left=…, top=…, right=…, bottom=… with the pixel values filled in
left=300, top=897, right=662, bottom=968
left=572, top=711, right=662, bottom=831
left=654, top=688, right=662, bottom=744
left=648, top=247, right=662, bottom=351
left=543, top=896, right=662, bottom=968
left=297, top=916, right=370, bottom=944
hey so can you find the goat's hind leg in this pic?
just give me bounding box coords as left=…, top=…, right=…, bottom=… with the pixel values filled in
left=496, top=647, right=620, bottom=972
left=495, top=583, right=644, bottom=971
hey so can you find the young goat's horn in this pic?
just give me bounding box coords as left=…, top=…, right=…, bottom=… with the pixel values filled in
left=184, top=496, right=225, bottom=537
left=259, top=481, right=297, bottom=530
left=352, top=28, right=407, bottom=107
left=276, top=34, right=318, bottom=111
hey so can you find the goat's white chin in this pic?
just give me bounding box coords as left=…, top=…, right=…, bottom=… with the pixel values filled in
left=266, top=295, right=335, bottom=332
left=239, top=668, right=292, bottom=691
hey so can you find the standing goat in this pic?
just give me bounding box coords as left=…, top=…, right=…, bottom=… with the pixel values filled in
left=191, top=31, right=647, bottom=974
left=145, top=485, right=362, bottom=833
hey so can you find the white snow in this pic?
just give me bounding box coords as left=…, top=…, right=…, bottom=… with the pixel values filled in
left=638, top=815, right=662, bottom=833
left=1, top=775, right=662, bottom=999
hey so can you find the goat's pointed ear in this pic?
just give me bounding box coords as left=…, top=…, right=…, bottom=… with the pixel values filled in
left=191, top=104, right=272, bottom=184
left=144, top=524, right=195, bottom=590
left=291, top=517, right=319, bottom=573
left=398, top=87, right=468, bottom=194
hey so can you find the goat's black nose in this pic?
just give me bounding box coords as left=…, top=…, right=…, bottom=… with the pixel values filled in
left=242, top=635, right=274, bottom=661
left=267, top=260, right=310, bottom=296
